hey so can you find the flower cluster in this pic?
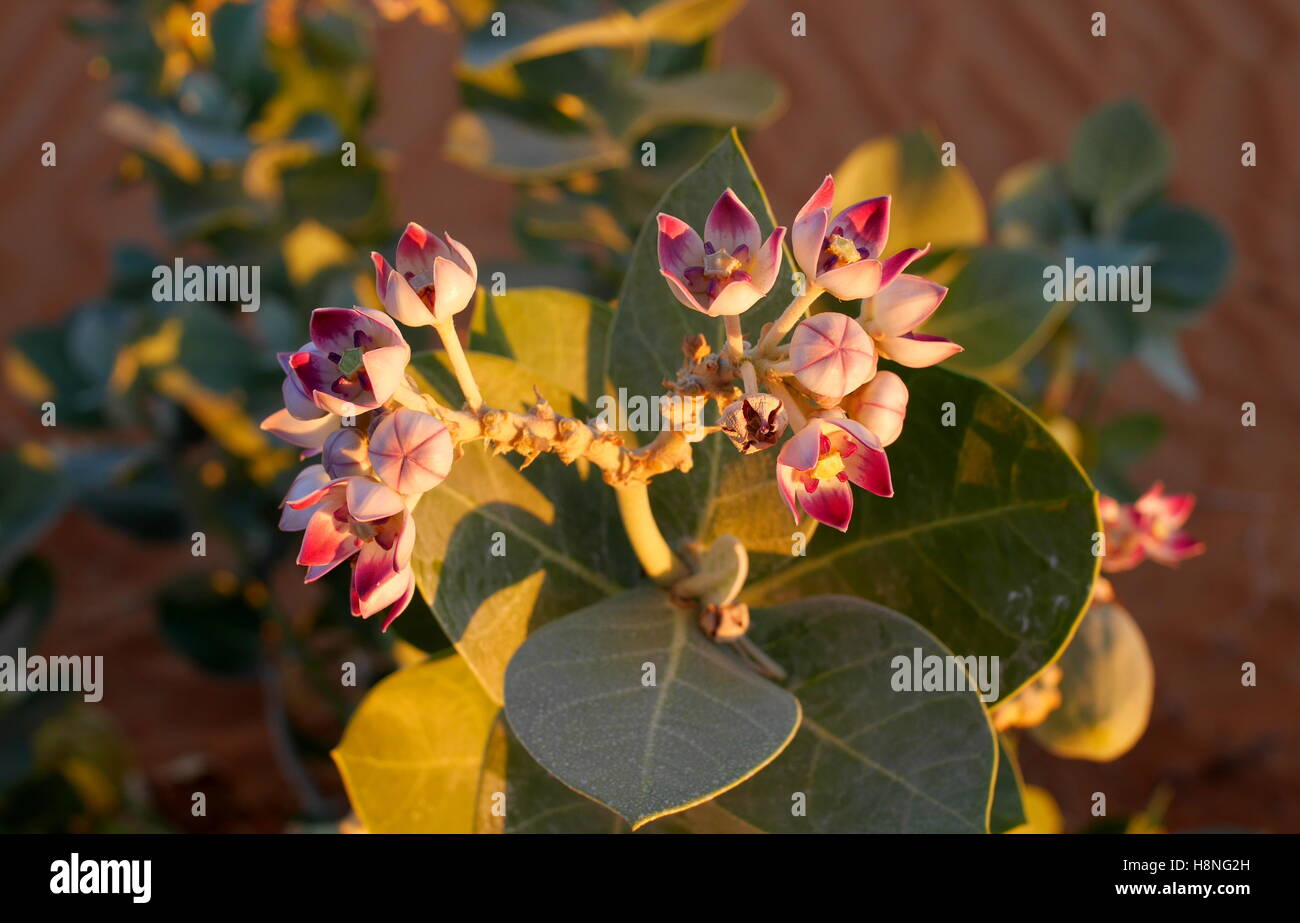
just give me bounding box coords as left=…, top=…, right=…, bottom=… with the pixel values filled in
left=658, top=176, right=963, bottom=531
left=261, top=223, right=475, bottom=629
left=1099, top=482, right=1205, bottom=573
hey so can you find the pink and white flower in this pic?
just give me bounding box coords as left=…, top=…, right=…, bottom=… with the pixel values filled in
left=657, top=189, right=785, bottom=316
left=1099, top=482, right=1205, bottom=573
left=260, top=406, right=340, bottom=454
left=371, top=222, right=478, bottom=326
left=844, top=370, right=909, bottom=447
left=281, top=307, right=411, bottom=419
left=792, top=176, right=930, bottom=301
left=367, top=409, right=453, bottom=495
left=776, top=417, right=893, bottom=532
left=281, top=472, right=417, bottom=628
left=859, top=273, right=962, bottom=368
left=788, top=311, right=877, bottom=400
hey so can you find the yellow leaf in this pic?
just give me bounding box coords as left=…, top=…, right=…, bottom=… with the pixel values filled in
left=333, top=654, right=498, bottom=833
left=833, top=129, right=986, bottom=253
left=282, top=220, right=354, bottom=286
left=1007, top=785, right=1064, bottom=834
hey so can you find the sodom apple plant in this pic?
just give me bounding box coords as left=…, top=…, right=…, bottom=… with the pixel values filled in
left=262, top=132, right=1102, bottom=833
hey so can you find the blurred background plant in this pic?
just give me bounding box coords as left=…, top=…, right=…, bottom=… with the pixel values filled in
left=0, top=0, right=786, bottom=832
left=0, top=0, right=1252, bottom=833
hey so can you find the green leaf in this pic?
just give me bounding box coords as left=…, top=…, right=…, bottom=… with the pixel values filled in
left=469, top=287, right=613, bottom=406
left=157, top=577, right=262, bottom=677
left=1122, top=203, right=1231, bottom=314
left=474, top=717, right=629, bottom=833
left=475, top=716, right=763, bottom=833
left=709, top=596, right=995, bottom=832
left=503, top=585, right=800, bottom=829
left=1029, top=601, right=1154, bottom=762
left=0, top=453, right=71, bottom=574
left=408, top=352, right=639, bottom=702
left=333, top=654, right=498, bottom=833
left=601, top=69, right=784, bottom=142
left=990, top=735, right=1027, bottom=833
left=0, top=557, right=55, bottom=653
left=920, top=246, right=1069, bottom=377
left=992, top=160, right=1083, bottom=248
left=1065, top=99, right=1171, bottom=232
left=832, top=128, right=987, bottom=253
left=740, top=365, right=1100, bottom=700
left=444, top=109, right=625, bottom=181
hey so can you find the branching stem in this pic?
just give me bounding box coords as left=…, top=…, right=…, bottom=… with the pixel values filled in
left=754, top=285, right=822, bottom=356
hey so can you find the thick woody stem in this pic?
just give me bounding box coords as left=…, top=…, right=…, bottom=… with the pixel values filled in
left=433, top=319, right=483, bottom=411
left=615, top=482, right=688, bottom=584
left=420, top=392, right=695, bottom=488
left=754, top=285, right=822, bottom=356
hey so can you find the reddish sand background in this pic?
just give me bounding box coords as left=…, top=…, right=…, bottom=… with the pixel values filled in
left=2, top=0, right=1296, bottom=831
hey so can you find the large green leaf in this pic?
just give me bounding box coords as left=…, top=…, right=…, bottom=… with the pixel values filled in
left=921, top=246, right=1069, bottom=377
left=711, top=596, right=995, bottom=832
left=503, top=585, right=800, bottom=829
left=1065, top=99, right=1171, bottom=233
left=990, top=734, right=1028, bottom=833
left=333, top=653, right=498, bottom=833
left=1123, top=202, right=1231, bottom=316
left=408, top=352, right=639, bottom=702
left=474, top=717, right=629, bottom=833
left=740, top=366, right=1099, bottom=700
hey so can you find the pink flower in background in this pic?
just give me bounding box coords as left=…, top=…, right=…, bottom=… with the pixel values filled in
left=788, top=311, right=877, bottom=400
left=657, top=189, right=785, bottom=316
left=367, top=409, right=454, bottom=495
left=1100, top=482, right=1205, bottom=573
left=791, top=176, right=930, bottom=301
left=776, top=417, right=892, bottom=532
left=281, top=473, right=416, bottom=628
left=281, top=307, right=411, bottom=418
left=844, top=370, right=909, bottom=447
left=372, top=222, right=478, bottom=326
left=859, top=274, right=962, bottom=368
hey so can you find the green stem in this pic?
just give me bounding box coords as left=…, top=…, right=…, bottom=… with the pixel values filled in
left=615, top=481, right=687, bottom=585
left=755, top=285, right=821, bottom=356
left=433, top=319, right=483, bottom=411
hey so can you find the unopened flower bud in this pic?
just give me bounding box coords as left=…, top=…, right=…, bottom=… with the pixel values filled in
left=322, top=427, right=371, bottom=479
left=719, top=393, right=788, bottom=454
left=368, top=408, right=453, bottom=495
left=698, top=602, right=750, bottom=642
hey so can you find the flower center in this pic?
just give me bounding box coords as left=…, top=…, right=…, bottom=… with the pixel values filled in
left=826, top=233, right=861, bottom=266
left=811, top=452, right=846, bottom=481
left=337, top=346, right=366, bottom=378
left=703, top=245, right=742, bottom=278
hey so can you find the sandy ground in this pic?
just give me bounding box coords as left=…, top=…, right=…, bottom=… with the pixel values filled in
left=1, top=0, right=1296, bottom=831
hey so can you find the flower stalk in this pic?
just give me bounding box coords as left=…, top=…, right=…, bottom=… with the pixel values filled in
left=433, top=319, right=483, bottom=412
